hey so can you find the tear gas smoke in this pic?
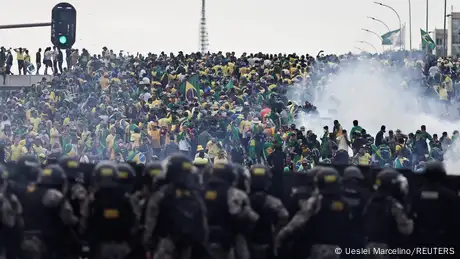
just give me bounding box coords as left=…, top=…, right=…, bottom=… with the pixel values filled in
left=289, top=60, right=460, bottom=174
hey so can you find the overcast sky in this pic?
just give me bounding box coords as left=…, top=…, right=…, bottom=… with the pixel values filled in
left=0, top=0, right=458, bottom=56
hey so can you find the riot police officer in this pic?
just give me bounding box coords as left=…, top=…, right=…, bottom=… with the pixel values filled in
left=140, top=162, right=164, bottom=225
left=248, top=164, right=289, bottom=259
left=342, top=166, right=367, bottom=258
left=276, top=167, right=352, bottom=259
left=204, top=162, right=259, bottom=259
left=363, top=168, right=413, bottom=255
left=83, top=161, right=136, bottom=259
left=286, top=168, right=316, bottom=259
left=59, top=156, right=87, bottom=220
left=234, top=164, right=251, bottom=194
left=21, top=164, right=79, bottom=259
left=143, top=154, right=208, bottom=259
left=0, top=163, right=23, bottom=259
left=410, top=161, right=460, bottom=250
left=117, top=163, right=136, bottom=195
left=9, top=155, right=41, bottom=198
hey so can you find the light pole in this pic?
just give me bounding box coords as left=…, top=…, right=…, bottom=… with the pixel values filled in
left=357, top=40, right=378, bottom=53
left=425, top=0, right=429, bottom=53
left=408, top=0, right=412, bottom=50
left=367, top=16, right=391, bottom=32
left=374, top=1, right=402, bottom=50
left=362, top=28, right=384, bottom=51
left=443, top=2, right=448, bottom=56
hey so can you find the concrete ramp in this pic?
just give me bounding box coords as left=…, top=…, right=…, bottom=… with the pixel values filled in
left=1, top=75, right=53, bottom=89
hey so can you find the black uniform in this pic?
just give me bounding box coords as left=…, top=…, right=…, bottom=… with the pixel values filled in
left=363, top=169, right=414, bottom=253
left=410, top=161, right=460, bottom=250
left=21, top=164, right=79, bottom=259
left=84, top=161, right=136, bottom=259
left=248, top=165, right=288, bottom=259
left=276, top=167, right=353, bottom=259
left=342, top=166, right=368, bottom=253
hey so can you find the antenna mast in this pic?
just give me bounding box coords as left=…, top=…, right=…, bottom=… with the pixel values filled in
left=199, top=0, right=209, bottom=53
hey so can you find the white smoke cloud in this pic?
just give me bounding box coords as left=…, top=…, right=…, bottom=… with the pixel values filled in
left=444, top=139, right=460, bottom=175
left=290, top=58, right=460, bottom=174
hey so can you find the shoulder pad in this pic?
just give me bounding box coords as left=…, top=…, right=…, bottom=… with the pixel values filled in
left=42, top=189, right=65, bottom=208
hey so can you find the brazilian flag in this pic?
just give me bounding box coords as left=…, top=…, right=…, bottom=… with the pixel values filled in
left=133, top=152, right=146, bottom=165
left=179, top=75, right=200, bottom=102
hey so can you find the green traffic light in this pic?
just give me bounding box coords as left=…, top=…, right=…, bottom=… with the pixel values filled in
left=59, top=36, right=67, bottom=44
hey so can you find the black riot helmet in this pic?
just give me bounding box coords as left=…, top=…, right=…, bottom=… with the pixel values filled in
left=249, top=164, right=272, bottom=192
left=58, top=156, right=81, bottom=183
left=374, top=168, right=409, bottom=199
left=211, top=162, right=237, bottom=185
left=36, top=164, right=67, bottom=189
left=143, top=162, right=164, bottom=190
left=422, top=160, right=446, bottom=182
left=163, top=153, right=194, bottom=183
left=234, top=164, right=251, bottom=193
left=315, top=167, right=342, bottom=195
left=92, top=160, right=118, bottom=188
left=117, top=163, right=136, bottom=193
left=292, top=169, right=315, bottom=189
left=15, top=154, right=41, bottom=183
left=343, top=166, right=364, bottom=183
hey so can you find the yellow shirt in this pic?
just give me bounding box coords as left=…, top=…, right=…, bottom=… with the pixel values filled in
left=16, top=52, right=24, bottom=61
left=131, top=133, right=141, bottom=148
left=439, top=87, right=448, bottom=100
left=358, top=153, right=371, bottom=165
left=30, top=117, right=40, bottom=132
left=106, top=134, right=115, bottom=150
left=149, top=130, right=160, bottom=148
left=50, top=127, right=59, bottom=146
left=100, top=77, right=110, bottom=91
left=10, top=144, right=27, bottom=161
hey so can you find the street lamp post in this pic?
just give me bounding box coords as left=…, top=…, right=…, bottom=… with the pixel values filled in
left=443, top=1, right=448, bottom=56
left=374, top=1, right=402, bottom=50
left=357, top=40, right=378, bottom=53
left=367, top=16, right=391, bottom=32
left=362, top=28, right=384, bottom=51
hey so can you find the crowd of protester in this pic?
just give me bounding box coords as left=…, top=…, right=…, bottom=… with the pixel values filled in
left=0, top=46, right=460, bottom=173
left=1, top=45, right=460, bottom=259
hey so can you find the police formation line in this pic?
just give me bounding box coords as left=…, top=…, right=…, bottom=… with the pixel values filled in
left=0, top=154, right=459, bottom=259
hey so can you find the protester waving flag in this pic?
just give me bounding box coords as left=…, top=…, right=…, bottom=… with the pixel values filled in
left=421, top=29, right=436, bottom=50
left=381, top=29, right=402, bottom=46
left=179, top=75, right=200, bottom=102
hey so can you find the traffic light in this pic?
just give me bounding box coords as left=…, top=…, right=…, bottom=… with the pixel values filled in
left=51, top=2, right=76, bottom=49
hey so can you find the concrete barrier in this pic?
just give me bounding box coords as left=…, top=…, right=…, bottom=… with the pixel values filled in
left=1, top=75, right=53, bottom=89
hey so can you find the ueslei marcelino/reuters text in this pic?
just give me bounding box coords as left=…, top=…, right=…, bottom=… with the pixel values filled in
left=343, top=247, right=455, bottom=256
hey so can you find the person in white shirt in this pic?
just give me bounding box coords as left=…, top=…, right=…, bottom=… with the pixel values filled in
left=337, top=129, right=351, bottom=152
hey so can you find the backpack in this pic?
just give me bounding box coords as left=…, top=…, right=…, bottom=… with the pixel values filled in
left=164, top=184, right=206, bottom=244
